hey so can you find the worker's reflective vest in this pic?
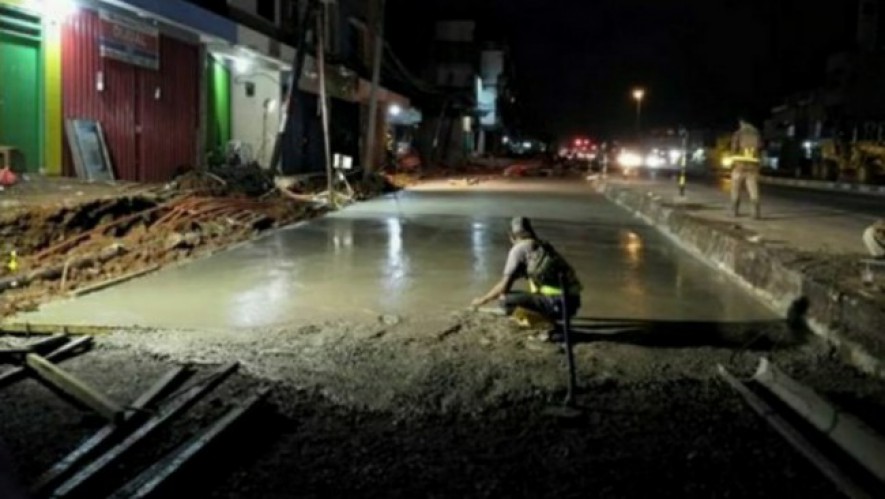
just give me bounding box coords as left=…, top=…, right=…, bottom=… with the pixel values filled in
left=529, top=278, right=582, bottom=297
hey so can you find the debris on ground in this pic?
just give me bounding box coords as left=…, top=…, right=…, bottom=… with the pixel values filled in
left=0, top=334, right=261, bottom=498
left=447, top=177, right=481, bottom=186
left=383, top=154, right=588, bottom=186
left=0, top=160, right=413, bottom=319
left=3, top=310, right=884, bottom=497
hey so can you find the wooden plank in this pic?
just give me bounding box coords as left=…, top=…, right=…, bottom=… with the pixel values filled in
left=25, top=353, right=124, bottom=423
left=108, top=389, right=268, bottom=499
left=25, top=334, right=70, bottom=354
left=69, top=264, right=160, bottom=297
left=30, top=366, right=193, bottom=495
left=0, top=324, right=124, bottom=337
left=0, top=336, right=93, bottom=389
left=51, top=363, right=240, bottom=498
left=0, top=335, right=69, bottom=362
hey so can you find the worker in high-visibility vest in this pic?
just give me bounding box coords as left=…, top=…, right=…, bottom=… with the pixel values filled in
left=471, top=217, right=582, bottom=338
left=730, top=118, right=762, bottom=219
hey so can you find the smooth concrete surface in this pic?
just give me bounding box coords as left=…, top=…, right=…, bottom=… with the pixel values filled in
left=13, top=180, right=775, bottom=329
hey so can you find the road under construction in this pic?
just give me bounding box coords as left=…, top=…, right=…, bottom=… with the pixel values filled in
left=10, top=180, right=772, bottom=329
left=2, top=177, right=885, bottom=498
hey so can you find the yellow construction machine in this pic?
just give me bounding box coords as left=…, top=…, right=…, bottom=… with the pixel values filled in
left=813, top=139, right=885, bottom=183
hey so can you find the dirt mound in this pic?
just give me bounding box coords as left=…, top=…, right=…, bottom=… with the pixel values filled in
left=0, top=193, right=323, bottom=317
left=0, top=196, right=158, bottom=263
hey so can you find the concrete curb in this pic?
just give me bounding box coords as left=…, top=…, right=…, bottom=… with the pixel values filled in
left=598, top=182, right=885, bottom=377
left=759, top=175, right=885, bottom=196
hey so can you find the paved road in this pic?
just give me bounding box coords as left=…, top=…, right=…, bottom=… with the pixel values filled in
left=637, top=169, right=882, bottom=217
left=714, top=174, right=884, bottom=218
left=12, top=179, right=773, bottom=329
left=618, top=169, right=878, bottom=254
left=672, top=171, right=885, bottom=218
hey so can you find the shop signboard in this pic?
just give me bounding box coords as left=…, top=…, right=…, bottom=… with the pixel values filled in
left=99, top=10, right=159, bottom=70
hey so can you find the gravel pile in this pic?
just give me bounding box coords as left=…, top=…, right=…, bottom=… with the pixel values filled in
left=2, top=311, right=884, bottom=497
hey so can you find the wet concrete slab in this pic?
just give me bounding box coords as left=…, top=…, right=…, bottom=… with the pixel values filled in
left=12, top=180, right=775, bottom=329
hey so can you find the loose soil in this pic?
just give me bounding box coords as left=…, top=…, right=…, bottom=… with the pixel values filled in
left=0, top=169, right=402, bottom=319
left=2, top=311, right=884, bottom=497
left=2, top=168, right=884, bottom=497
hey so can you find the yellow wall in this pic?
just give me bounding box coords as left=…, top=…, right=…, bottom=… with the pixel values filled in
left=43, top=18, right=62, bottom=175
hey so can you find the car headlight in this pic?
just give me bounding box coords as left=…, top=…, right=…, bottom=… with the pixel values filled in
left=618, top=151, right=642, bottom=168
left=645, top=155, right=665, bottom=168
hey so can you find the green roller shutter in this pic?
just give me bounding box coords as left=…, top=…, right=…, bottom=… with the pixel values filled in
left=0, top=4, right=42, bottom=172
left=206, top=56, right=231, bottom=160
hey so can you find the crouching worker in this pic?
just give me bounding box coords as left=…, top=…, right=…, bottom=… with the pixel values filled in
left=471, top=217, right=582, bottom=328
left=863, top=219, right=885, bottom=259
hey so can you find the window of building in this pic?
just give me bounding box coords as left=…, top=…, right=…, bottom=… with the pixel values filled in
left=257, top=0, right=276, bottom=24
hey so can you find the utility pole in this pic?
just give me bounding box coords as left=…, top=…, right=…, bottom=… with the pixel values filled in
left=678, top=127, right=688, bottom=198
left=317, top=2, right=334, bottom=205
left=269, top=0, right=319, bottom=175
left=632, top=88, right=645, bottom=140
left=363, top=0, right=386, bottom=180
left=601, top=142, right=609, bottom=179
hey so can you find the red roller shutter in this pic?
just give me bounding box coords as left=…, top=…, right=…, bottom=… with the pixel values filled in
left=62, top=9, right=138, bottom=180
left=62, top=9, right=198, bottom=182
left=138, top=35, right=199, bottom=182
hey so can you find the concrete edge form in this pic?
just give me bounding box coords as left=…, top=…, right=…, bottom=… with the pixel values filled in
left=753, top=357, right=885, bottom=483
left=759, top=176, right=885, bottom=197
left=598, top=181, right=885, bottom=377
left=717, top=364, right=873, bottom=499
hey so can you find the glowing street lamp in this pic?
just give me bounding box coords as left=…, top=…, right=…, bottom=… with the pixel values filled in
left=27, top=0, right=78, bottom=20
left=632, top=87, right=645, bottom=136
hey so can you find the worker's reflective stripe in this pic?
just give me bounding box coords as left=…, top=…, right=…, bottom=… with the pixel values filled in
left=529, top=279, right=580, bottom=297
left=530, top=280, right=563, bottom=296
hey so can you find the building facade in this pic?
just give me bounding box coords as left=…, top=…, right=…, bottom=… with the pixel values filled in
left=0, top=0, right=409, bottom=182
left=762, top=0, right=885, bottom=174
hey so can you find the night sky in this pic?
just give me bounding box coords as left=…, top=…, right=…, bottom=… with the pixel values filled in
left=387, top=0, right=863, bottom=138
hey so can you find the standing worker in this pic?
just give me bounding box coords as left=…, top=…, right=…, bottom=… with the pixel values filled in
left=730, top=118, right=762, bottom=219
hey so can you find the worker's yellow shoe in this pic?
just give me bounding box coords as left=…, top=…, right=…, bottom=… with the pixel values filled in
left=511, top=307, right=553, bottom=330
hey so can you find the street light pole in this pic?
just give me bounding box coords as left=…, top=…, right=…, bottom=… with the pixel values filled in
left=679, top=127, right=688, bottom=198
left=636, top=100, right=642, bottom=133
left=632, top=88, right=645, bottom=138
